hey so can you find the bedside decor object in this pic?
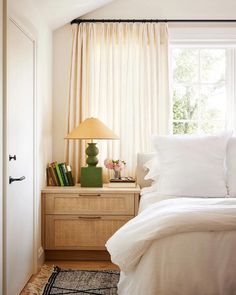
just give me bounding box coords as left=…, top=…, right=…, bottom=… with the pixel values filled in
left=46, top=162, right=74, bottom=186
left=104, top=159, right=126, bottom=179
left=65, top=118, right=118, bottom=187
left=109, top=177, right=136, bottom=188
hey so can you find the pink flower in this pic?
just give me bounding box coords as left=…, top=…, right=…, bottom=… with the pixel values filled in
left=104, top=158, right=126, bottom=171
left=104, top=159, right=114, bottom=169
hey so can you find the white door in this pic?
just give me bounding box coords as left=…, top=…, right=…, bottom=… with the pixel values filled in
left=6, top=19, right=35, bottom=295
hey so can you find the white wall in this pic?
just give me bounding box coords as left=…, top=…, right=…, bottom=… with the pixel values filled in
left=52, top=24, right=72, bottom=162
left=0, top=0, right=4, bottom=293
left=7, top=0, right=53, bottom=270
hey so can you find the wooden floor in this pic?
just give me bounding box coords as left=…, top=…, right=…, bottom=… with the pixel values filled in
left=45, top=260, right=119, bottom=270
left=20, top=260, right=119, bottom=294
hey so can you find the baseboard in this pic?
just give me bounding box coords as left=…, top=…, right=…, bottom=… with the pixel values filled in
left=37, top=246, right=45, bottom=271
left=45, top=250, right=111, bottom=261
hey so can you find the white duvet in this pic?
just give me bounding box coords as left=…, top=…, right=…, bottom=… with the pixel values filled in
left=106, top=197, right=236, bottom=295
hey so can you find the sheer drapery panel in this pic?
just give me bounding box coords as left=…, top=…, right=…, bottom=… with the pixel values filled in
left=66, top=22, right=169, bottom=181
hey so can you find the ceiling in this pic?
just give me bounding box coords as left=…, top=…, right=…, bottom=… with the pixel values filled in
left=34, top=0, right=114, bottom=29
left=8, top=0, right=114, bottom=30
left=83, top=0, right=236, bottom=21
left=8, top=0, right=236, bottom=31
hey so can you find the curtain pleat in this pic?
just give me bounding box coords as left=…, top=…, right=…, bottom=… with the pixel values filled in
left=66, top=22, right=170, bottom=182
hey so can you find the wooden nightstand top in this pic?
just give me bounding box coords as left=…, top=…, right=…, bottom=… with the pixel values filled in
left=42, top=183, right=141, bottom=194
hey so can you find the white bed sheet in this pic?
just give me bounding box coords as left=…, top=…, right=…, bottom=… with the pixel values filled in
left=118, top=231, right=236, bottom=295
left=107, top=190, right=236, bottom=295
left=139, top=186, right=178, bottom=213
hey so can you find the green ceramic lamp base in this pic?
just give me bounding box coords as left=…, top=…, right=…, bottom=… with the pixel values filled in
left=81, top=166, right=103, bottom=187
left=80, top=142, right=103, bottom=187
left=86, top=143, right=99, bottom=166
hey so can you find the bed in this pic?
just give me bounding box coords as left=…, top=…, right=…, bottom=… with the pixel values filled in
left=106, top=135, right=236, bottom=295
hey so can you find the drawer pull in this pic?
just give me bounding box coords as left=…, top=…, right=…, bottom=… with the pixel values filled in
left=78, top=216, right=102, bottom=220
left=78, top=194, right=101, bottom=197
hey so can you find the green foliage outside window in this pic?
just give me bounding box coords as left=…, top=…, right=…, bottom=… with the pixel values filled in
left=172, top=48, right=226, bottom=134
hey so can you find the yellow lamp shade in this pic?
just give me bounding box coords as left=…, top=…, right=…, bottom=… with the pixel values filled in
left=65, top=117, right=119, bottom=140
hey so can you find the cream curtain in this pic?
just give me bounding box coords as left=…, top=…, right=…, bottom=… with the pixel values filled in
left=66, top=22, right=170, bottom=181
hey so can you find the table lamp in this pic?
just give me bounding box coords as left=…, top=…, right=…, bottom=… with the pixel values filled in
left=65, top=117, right=119, bottom=187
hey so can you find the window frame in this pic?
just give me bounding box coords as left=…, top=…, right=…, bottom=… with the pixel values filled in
left=169, top=40, right=236, bottom=135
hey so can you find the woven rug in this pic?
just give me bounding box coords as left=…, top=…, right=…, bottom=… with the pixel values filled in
left=42, top=267, right=120, bottom=295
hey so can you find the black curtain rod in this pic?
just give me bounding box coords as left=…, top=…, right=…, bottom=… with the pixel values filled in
left=71, top=18, right=236, bottom=24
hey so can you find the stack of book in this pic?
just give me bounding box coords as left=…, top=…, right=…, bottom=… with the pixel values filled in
left=46, top=162, right=74, bottom=186
left=108, top=177, right=136, bottom=188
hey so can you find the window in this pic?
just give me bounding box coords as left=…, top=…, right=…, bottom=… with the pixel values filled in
left=171, top=46, right=234, bottom=134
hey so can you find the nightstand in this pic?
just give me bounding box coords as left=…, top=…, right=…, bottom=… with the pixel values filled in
left=41, top=184, right=140, bottom=260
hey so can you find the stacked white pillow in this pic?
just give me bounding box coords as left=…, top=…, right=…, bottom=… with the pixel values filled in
left=144, top=157, right=160, bottom=182
left=145, top=133, right=231, bottom=198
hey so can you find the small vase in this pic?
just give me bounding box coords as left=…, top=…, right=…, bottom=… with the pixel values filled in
left=113, top=170, right=121, bottom=179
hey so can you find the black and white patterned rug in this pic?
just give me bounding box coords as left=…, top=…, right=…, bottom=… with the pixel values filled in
left=42, top=267, right=120, bottom=295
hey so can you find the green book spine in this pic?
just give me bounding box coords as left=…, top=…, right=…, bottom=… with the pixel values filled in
left=61, top=163, right=70, bottom=186
left=66, top=165, right=75, bottom=186
left=55, top=162, right=64, bottom=186
left=66, top=171, right=74, bottom=186
left=59, top=163, right=68, bottom=186
left=51, top=163, right=60, bottom=186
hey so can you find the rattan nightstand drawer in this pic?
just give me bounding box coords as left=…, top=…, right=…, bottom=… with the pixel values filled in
left=44, top=193, right=135, bottom=215
left=44, top=215, right=132, bottom=250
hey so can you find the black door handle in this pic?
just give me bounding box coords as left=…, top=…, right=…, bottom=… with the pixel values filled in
left=9, top=155, right=16, bottom=161
left=9, top=176, right=26, bottom=184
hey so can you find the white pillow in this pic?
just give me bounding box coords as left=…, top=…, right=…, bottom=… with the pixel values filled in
left=226, top=137, right=236, bottom=197
left=137, top=153, right=156, bottom=188
left=144, top=156, right=160, bottom=182
left=152, top=134, right=230, bottom=197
